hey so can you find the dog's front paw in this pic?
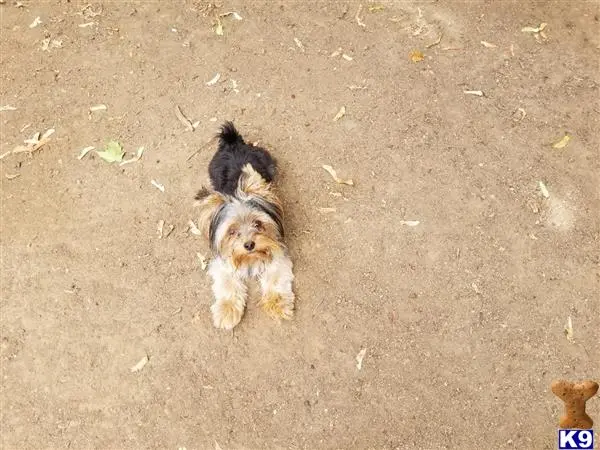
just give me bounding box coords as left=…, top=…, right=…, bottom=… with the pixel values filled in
left=211, top=300, right=244, bottom=330
left=259, top=292, right=294, bottom=321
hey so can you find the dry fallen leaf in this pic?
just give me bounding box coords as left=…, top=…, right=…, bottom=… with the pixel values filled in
left=214, top=18, right=224, bottom=36
left=480, top=41, right=497, bottom=48
left=564, top=316, right=574, bottom=343
left=333, top=106, right=346, bottom=121
left=119, top=146, right=145, bottom=166
left=40, top=38, right=62, bottom=51
left=356, top=348, right=367, bottom=370
left=77, top=146, right=95, bottom=160
left=538, top=180, right=550, bottom=199
left=464, top=90, right=484, bottom=96
left=322, top=165, right=354, bottom=186
left=522, top=23, right=547, bottom=33
left=89, top=104, right=107, bottom=112
left=5, top=173, right=20, bottom=180
left=342, top=53, right=353, bottom=61
left=41, top=129, right=55, bottom=140
left=410, top=50, right=424, bottom=62
left=399, top=220, right=420, bottom=227
left=29, top=16, right=41, bottom=28
left=197, top=252, right=208, bottom=270
left=294, top=37, right=305, bottom=52
left=206, top=73, right=221, bottom=86
left=219, top=11, right=243, bottom=21
left=151, top=180, right=165, bottom=192
left=25, top=132, right=41, bottom=145
left=552, top=134, right=571, bottom=149
left=157, top=220, right=165, bottom=239
left=188, top=220, right=202, bottom=236
left=175, top=105, right=194, bottom=131
left=12, top=145, right=30, bottom=154
left=11, top=128, right=54, bottom=155
left=130, top=355, right=149, bottom=373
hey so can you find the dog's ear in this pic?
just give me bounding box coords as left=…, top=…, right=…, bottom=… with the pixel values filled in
left=195, top=188, right=226, bottom=238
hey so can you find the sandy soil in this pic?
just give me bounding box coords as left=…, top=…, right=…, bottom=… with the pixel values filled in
left=1, top=1, right=599, bottom=449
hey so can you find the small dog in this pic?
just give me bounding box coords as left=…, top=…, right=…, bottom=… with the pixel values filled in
left=196, top=122, right=295, bottom=329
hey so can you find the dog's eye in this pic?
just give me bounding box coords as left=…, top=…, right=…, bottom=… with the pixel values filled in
left=228, top=227, right=238, bottom=236
left=253, top=220, right=263, bottom=230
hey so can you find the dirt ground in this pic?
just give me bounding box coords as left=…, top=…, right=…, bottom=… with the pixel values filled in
left=1, top=1, right=599, bottom=449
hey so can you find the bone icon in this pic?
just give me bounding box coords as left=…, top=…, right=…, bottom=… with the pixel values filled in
left=552, top=380, right=599, bottom=429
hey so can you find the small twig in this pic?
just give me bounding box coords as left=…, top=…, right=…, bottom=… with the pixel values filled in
left=355, top=4, right=366, bottom=28
left=175, top=105, right=194, bottom=132
left=580, top=343, right=591, bottom=359
left=186, top=136, right=216, bottom=161
left=312, top=297, right=326, bottom=315
left=164, top=224, right=175, bottom=238
left=426, top=33, right=443, bottom=48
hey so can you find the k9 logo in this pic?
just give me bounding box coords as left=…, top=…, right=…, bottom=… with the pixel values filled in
left=558, top=429, right=594, bottom=450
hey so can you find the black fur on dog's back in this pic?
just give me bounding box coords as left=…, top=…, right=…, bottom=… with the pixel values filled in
left=208, top=122, right=277, bottom=196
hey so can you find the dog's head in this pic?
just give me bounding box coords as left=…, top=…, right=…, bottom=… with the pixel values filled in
left=196, top=164, right=285, bottom=268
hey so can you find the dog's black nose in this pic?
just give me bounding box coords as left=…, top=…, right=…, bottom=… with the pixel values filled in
left=244, top=241, right=255, bottom=251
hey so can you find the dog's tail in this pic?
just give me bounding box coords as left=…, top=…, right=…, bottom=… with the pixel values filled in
left=218, top=121, right=244, bottom=147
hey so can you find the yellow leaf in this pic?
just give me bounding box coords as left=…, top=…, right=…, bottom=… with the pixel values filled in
left=552, top=134, right=571, bottom=149
left=214, top=19, right=223, bottom=36
left=333, top=106, right=346, bottom=122
left=410, top=50, right=424, bottom=62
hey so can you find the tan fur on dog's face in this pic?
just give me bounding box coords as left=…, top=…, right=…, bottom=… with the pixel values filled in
left=196, top=165, right=285, bottom=269
left=224, top=209, right=283, bottom=268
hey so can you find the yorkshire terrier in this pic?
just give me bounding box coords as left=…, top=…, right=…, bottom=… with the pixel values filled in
left=195, top=122, right=295, bottom=330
